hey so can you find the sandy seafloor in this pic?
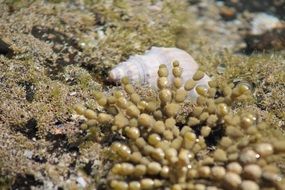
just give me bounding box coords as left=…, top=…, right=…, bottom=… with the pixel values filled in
left=0, top=0, right=285, bottom=189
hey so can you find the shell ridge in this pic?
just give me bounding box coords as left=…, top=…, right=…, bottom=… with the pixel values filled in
left=109, top=47, right=211, bottom=99
left=126, top=55, right=144, bottom=84
left=141, top=53, right=161, bottom=85
left=137, top=55, right=148, bottom=84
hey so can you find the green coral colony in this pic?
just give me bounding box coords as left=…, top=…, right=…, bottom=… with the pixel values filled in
left=74, top=61, right=285, bottom=190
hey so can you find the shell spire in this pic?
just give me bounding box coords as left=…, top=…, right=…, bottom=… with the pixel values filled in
left=109, top=47, right=211, bottom=98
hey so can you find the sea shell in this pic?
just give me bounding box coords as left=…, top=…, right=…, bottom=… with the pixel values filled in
left=109, top=47, right=210, bottom=98
left=251, top=13, right=283, bottom=35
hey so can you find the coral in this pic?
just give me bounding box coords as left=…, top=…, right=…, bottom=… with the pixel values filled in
left=75, top=62, right=285, bottom=189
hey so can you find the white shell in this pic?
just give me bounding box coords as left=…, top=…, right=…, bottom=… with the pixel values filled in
left=251, top=13, right=282, bottom=35
left=109, top=47, right=210, bottom=98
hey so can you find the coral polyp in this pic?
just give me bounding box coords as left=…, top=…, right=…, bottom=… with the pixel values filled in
left=75, top=62, right=285, bottom=190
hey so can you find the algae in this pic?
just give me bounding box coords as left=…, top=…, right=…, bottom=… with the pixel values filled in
left=0, top=0, right=284, bottom=189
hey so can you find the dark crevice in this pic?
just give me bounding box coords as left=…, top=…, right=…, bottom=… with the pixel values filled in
left=192, top=123, right=203, bottom=137
left=18, top=81, right=36, bottom=102
left=176, top=122, right=185, bottom=131
left=190, top=122, right=225, bottom=147
left=205, top=124, right=225, bottom=147
left=31, top=26, right=80, bottom=51
left=101, top=133, right=126, bottom=147
left=242, top=28, right=285, bottom=55
left=0, top=38, right=13, bottom=58
left=83, top=161, right=93, bottom=175
left=96, top=181, right=108, bottom=190
left=45, top=133, right=80, bottom=154
left=69, top=161, right=76, bottom=170
left=80, top=63, right=114, bottom=86
left=11, top=174, right=43, bottom=190
left=31, top=25, right=83, bottom=80
left=219, top=0, right=285, bottom=19
left=13, top=118, right=38, bottom=140
left=32, top=155, right=47, bottom=164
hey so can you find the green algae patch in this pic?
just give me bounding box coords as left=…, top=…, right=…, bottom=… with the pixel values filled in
left=0, top=0, right=285, bottom=189
left=194, top=51, right=285, bottom=125
left=79, top=0, right=193, bottom=82
left=0, top=0, right=196, bottom=188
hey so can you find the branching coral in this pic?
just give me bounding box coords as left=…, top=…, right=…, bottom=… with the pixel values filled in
left=75, top=62, right=285, bottom=190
